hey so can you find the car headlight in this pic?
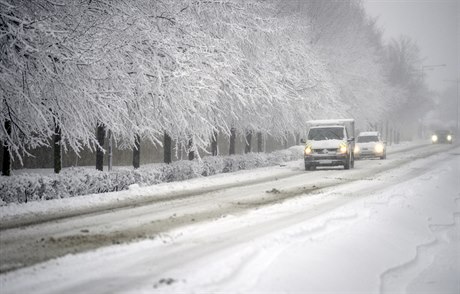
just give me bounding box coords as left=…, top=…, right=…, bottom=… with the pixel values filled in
left=374, top=143, right=384, bottom=153
left=354, top=145, right=360, bottom=153
left=447, top=135, right=452, bottom=141
left=338, top=144, right=347, bottom=154
left=431, top=135, right=438, bottom=142
left=304, top=146, right=312, bottom=155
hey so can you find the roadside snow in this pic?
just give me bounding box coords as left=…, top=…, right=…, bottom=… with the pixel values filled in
left=0, top=159, right=302, bottom=224
left=0, top=147, right=304, bottom=205
left=0, top=141, right=425, bottom=223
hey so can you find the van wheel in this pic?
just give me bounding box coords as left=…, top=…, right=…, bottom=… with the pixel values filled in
left=305, top=164, right=315, bottom=171
left=344, top=155, right=351, bottom=170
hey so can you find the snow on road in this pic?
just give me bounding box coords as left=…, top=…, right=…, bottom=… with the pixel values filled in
left=1, top=143, right=459, bottom=293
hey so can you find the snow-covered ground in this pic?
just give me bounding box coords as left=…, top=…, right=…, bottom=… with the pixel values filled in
left=1, top=142, right=459, bottom=293
left=0, top=140, right=428, bottom=222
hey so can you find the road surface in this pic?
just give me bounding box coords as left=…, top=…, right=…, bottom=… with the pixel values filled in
left=1, top=142, right=459, bottom=293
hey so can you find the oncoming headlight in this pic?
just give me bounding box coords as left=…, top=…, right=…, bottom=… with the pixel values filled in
left=354, top=145, right=360, bottom=153
left=339, top=144, right=347, bottom=154
left=374, top=143, right=384, bottom=153
left=447, top=135, right=452, bottom=141
left=304, top=146, right=312, bottom=155
left=431, top=135, right=438, bottom=142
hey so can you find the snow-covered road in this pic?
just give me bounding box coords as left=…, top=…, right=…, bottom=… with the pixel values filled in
left=1, top=142, right=459, bottom=293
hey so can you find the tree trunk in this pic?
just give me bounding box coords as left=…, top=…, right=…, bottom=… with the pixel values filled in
left=96, top=124, right=105, bottom=171
left=211, top=131, right=218, bottom=156
left=178, top=142, right=183, bottom=160
left=107, top=130, right=113, bottom=172
left=164, top=131, right=172, bottom=164
left=229, top=128, right=236, bottom=155
left=385, top=120, right=389, bottom=144
left=133, top=134, right=141, bottom=169
left=284, top=132, right=289, bottom=149
left=53, top=123, right=62, bottom=174
left=2, top=120, right=11, bottom=176
left=257, top=132, right=263, bottom=153
left=390, top=128, right=395, bottom=146
left=188, top=139, right=194, bottom=160
left=245, top=130, right=252, bottom=154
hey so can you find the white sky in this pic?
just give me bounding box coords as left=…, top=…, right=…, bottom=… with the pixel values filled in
left=364, top=0, right=459, bottom=92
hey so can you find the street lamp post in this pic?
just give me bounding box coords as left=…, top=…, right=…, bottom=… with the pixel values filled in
left=444, top=78, right=460, bottom=135
left=421, top=64, right=446, bottom=80
left=417, top=64, right=446, bottom=139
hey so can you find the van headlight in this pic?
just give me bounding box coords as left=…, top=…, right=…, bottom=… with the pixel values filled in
left=431, top=135, right=438, bottom=142
left=304, top=146, right=312, bottom=155
left=374, top=143, right=384, bottom=153
left=447, top=135, right=452, bottom=141
left=338, top=144, right=347, bottom=154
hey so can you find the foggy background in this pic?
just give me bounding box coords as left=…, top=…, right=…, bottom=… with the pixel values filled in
left=365, top=0, right=459, bottom=131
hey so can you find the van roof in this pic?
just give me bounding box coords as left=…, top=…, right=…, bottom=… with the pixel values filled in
left=358, top=131, right=379, bottom=136
left=307, top=119, right=354, bottom=125
left=310, top=125, right=345, bottom=129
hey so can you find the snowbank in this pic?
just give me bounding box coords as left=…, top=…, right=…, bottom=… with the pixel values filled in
left=0, top=147, right=303, bottom=205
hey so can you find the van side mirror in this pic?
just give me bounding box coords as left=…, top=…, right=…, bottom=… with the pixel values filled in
left=348, top=137, right=355, bottom=142
left=300, top=138, right=306, bottom=144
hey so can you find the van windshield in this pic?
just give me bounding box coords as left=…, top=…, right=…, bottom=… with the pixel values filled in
left=308, top=127, right=344, bottom=140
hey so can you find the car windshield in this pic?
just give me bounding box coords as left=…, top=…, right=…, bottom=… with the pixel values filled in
left=357, top=136, right=379, bottom=143
left=435, top=130, right=450, bottom=135
left=308, top=127, right=344, bottom=140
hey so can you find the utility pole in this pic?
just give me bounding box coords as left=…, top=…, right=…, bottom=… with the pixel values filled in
left=421, top=64, right=446, bottom=80
left=443, top=78, right=459, bottom=135
left=419, top=64, right=446, bottom=138
left=457, top=79, right=459, bottom=135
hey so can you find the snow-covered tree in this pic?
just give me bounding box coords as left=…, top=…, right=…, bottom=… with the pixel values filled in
left=278, top=0, right=400, bottom=129
left=1, top=0, right=426, bottom=174
left=1, top=1, right=135, bottom=171
left=383, top=36, right=431, bottom=138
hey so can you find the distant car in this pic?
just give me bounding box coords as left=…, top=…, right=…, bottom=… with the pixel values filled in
left=354, top=131, right=386, bottom=160
left=431, top=130, right=453, bottom=144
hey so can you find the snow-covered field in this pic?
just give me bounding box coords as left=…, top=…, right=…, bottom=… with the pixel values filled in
left=1, top=142, right=459, bottom=293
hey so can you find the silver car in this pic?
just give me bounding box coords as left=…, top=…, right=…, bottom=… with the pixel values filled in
left=354, top=131, right=386, bottom=160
